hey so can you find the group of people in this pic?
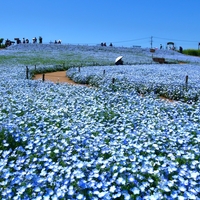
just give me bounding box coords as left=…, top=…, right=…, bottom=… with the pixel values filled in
left=15, top=36, right=43, bottom=44
left=12, top=37, right=43, bottom=44
left=160, top=44, right=183, bottom=53
left=22, top=38, right=29, bottom=43
left=100, top=42, right=113, bottom=47
left=54, top=40, right=62, bottom=44
left=9, top=36, right=43, bottom=45
left=4, top=36, right=64, bottom=46
left=32, top=36, right=43, bottom=44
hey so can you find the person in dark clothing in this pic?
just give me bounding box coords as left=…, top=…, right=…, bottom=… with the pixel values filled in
left=39, top=36, right=42, bottom=44
left=5, top=39, right=11, bottom=47
left=17, top=39, right=21, bottom=44
left=179, top=46, right=183, bottom=53
left=33, top=37, right=37, bottom=43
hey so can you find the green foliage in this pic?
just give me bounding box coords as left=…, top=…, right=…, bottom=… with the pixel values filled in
left=0, top=38, right=4, bottom=44
left=0, top=38, right=5, bottom=48
left=0, top=44, right=6, bottom=48
left=175, top=156, right=188, bottom=166
left=0, top=38, right=6, bottom=48
left=0, top=128, right=27, bottom=151
left=183, top=49, right=200, bottom=56
left=0, top=49, right=112, bottom=80
left=0, top=129, right=5, bottom=150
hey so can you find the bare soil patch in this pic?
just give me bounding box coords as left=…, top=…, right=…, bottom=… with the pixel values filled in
left=33, top=71, right=81, bottom=85
left=159, top=96, right=176, bottom=103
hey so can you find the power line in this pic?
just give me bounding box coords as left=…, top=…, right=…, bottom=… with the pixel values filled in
left=74, top=37, right=150, bottom=46
left=60, top=36, right=198, bottom=47
left=112, top=37, right=150, bottom=44
left=154, top=36, right=199, bottom=43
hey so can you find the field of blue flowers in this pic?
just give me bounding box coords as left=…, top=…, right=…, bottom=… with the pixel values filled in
left=0, top=44, right=200, bottom=199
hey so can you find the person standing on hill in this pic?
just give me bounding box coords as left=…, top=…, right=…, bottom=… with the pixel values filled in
left=179, top=46, right=183, bottom=53
left=39, top=36, right=42, bottom=44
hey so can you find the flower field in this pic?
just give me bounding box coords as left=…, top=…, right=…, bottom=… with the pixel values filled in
left=0, top=44, right=200, bottom=199
left=67, top=64, right=200, bottom=103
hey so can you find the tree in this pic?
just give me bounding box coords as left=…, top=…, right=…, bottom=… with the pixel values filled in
left=0, top=38, right=4, bottom=47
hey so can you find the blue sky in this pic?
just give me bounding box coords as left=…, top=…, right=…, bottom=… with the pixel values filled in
left=1, top=0, right=200, bottom=49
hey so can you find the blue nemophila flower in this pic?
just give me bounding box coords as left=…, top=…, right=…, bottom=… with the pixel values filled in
left=97, top=191, right=108, bottom=198
left=45, top=188, right=54, bottom=196
left=76, top=193, right=84, bottom=200
left=74, top=169, right=85, bottom=179
left=16, top=186, right=26, bottom=195
left=185, top=192, right=198, bottom=199
left=177, top=196, right=185, bottom=200
left=55, top=188, right=65, bottom=198
left=2, top=170, right=11, bottom=179
left=112, top=192, right=122, bottom=198
left=109, top=185, right=116, bottom=193
left=190, top=171, right=199, bottom=180
left=122, top=191, right=131, bottom=200
left=78, top=179, right=87, bottom=189
left=131, top=187, right=140, bottom=195
left=128, top=175, right=135, bottom=183
left=116, top=177, right=126, bottom=185
left=43, top=194, right=51, bottom=200
left=35, top=195, right=43, bottom=200
left=68, top=186, right=75, bottom=196
left=34, top=187, right=41, bottom=192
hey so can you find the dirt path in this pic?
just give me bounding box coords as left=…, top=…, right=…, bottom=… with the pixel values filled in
left=33, top=71, right=177, bottom=103
left=33, top=71, right=81, bottom=85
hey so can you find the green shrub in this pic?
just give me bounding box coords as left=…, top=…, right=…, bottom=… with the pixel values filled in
left=0, top=38, right=5, bottom=48
left=183, top=49, right=200, bottom=56
left=0, top=44, right=6, bottom=48
left=0, top=38, right=4, bottom=44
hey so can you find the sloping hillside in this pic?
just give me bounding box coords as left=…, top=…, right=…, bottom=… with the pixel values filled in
left=3, top=43, right=200, bottom=65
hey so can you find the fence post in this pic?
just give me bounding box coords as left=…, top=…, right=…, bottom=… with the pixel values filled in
left=103, top=70, right=105, bottom=75
left=78, top=67, right=80, bottom=72
left=26, top=66, right=29, bottom=79
left=112, top=78, right=115, bottom=84
left=185, top=75, right=188, bottom=85
left=42, top=73, right=45, bottom=82
left=35, top=65, right=36, bottom=70
left=185, top=75, right=188, bottom=90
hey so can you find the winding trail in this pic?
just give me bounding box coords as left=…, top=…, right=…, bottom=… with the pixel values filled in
left=33, top=71, right=176, bottom=103
left=33, top=71, right=81, bottom=85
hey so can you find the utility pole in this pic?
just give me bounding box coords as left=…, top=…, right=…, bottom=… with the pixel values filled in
left=150, top=36, right=153, bottom=48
